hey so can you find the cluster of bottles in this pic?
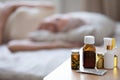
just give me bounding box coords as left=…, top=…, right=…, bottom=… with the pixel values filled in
left=71, top=36, right=118, bottom=70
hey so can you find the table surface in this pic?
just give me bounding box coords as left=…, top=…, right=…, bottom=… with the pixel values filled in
left=44, top=47, right=120, bottom=80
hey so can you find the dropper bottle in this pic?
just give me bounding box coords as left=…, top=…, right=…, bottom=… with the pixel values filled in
left=104, top=38, right=114, bottom=69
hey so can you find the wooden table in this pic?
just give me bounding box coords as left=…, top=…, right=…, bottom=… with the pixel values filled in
left=44, top=48, right=120, bottom=80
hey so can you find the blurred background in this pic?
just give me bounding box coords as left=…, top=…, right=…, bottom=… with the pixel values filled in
left=0, top=0, right=120, bottom=21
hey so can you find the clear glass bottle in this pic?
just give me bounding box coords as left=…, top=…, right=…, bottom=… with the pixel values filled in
left=83, top=36, right=96, bottom=68
left=71, top=49, right=80, bottom=70
left=114, top=55, right=118, bottom=68
left=112, top=38, right=118, bottom=68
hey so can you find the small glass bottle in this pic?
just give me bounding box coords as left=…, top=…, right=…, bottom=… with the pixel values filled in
left=96, top=53, right=104, bottom=69
left=83, top=36, right=96, bottom=68
left=71, top=49, right=80, bottom=70
left=114, top=55, right=118, bottom=68
left=112, top=38, right=118, bottom=68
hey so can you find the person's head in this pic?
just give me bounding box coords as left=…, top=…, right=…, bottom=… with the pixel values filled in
left=38, top=14, right=69, bottom=33
left=38, top=14, right=86, bottom=33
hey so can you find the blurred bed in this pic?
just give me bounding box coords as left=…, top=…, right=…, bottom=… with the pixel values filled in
left=0, top=45, right=72, bottom=80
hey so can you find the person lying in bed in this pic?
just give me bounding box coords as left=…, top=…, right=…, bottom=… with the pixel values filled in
left=2, top=2, right=115, bottom=52
left=8, top=14, right=85, bottom=52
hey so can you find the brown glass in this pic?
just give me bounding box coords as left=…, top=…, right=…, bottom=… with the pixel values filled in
left=83, top=44, right=96, bottom=68
left=71, top=52, right=80, bottom=70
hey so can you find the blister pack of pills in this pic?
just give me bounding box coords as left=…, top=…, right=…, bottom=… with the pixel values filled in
left=76, top=69, right=107, bottom=76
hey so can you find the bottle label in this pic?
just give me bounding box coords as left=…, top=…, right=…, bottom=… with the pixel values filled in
left=83, top=51, right=96, bottom=68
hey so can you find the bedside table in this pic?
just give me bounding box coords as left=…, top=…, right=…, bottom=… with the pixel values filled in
left=44, top=47, right=120, bottom=80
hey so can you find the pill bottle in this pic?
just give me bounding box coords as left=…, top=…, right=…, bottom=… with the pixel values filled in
left=83, top=36, right=96, bottom=68
left=71, top=49, right=80, bottom=70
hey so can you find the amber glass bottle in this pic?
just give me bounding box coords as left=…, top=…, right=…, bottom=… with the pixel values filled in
left=71, top=49, right=80, bottom=70
left=83, top=36, right=96, bottom=68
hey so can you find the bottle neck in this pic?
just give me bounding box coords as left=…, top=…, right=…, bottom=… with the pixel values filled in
left=85, top=43, right=94, bottom=45
left=106, top=45, right=113, bottom=51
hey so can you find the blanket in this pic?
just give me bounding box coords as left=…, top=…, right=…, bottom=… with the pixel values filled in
left=29, top=12, right=116, bottom=45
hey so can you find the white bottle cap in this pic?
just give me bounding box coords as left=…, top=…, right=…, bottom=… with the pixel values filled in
left=104, top=38, right=112, bottom=46
left=84, top=36, right=95, bottom=44
left=71, top=49, right=79, bottom=53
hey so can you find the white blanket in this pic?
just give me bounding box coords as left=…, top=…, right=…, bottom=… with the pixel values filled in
left=0, top=45, right=71, bottom=80
left=29, top=12, right=116, bottom=45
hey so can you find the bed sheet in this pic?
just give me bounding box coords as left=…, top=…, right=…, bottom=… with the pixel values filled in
left=0, top=45, right=71, bottom=80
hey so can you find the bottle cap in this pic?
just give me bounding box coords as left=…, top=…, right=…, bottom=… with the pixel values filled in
left=104, top=38, right=112, bottom=46
left=84, top=36, right=95, bottom=44
left=71, top=49, right=79, bottom=53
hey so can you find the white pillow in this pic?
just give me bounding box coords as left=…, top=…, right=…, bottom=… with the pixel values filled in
left=4, top=6, right=54, bottom=42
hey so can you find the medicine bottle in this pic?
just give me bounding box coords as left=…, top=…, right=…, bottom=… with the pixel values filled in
left=104, top=38, right=114, bottom=69
left=96, top=53, right=104, bottom=69
left=71, top=49, right=80, bottom=70
left=83, top=36, right=96, bottom=68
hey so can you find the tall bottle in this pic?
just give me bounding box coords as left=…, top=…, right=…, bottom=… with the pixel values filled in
left=104, top=38, right=114, bottom=69
left=112, top=38, right=118, bottom=68
left=83, top=36, right=96, bottom=68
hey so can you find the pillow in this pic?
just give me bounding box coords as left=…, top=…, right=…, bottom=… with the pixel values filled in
left=4, top=6, right=54, bottom=42
left=28, top=12, right=116, bottom=45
